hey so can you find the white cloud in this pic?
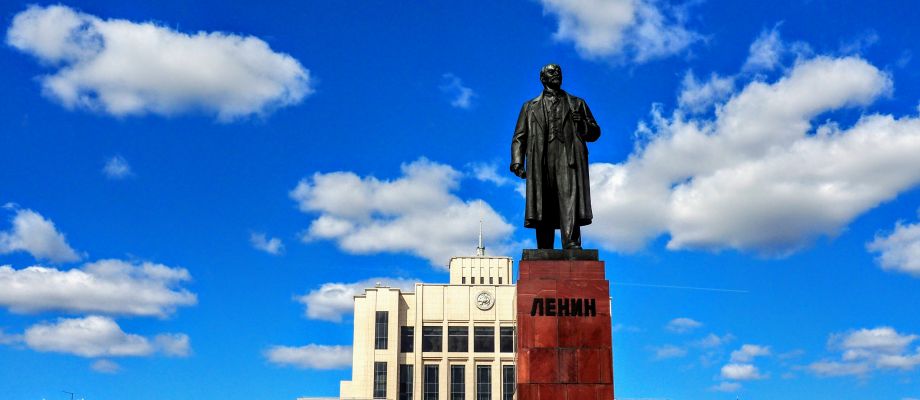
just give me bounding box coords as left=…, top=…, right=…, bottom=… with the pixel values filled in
left=250, top=232, right=284, bottom=255
left=0, top=259, right=196, bottom=317
left=651, top=344, right=687, bottom=360
left=710, top=381, right=741, bottom=392
left=809, top=326, right=920, bottom=377
left=0, top=328, right=22, bottom=345
left=867, top=217, right=920, bottom=277
left=744, top=28, right=784, bottom=72
left=290, top=158, right=516, bottom=266
left=665, top=317, right=702, bottom=333
left=839, top=31, right=879, bottom=56
left=694, top=333, right=735, bottom=348
left=678, top=71, right=734, bottom=114
left=440, top=73, right=475, bottom=109
left=470, top=162, right=513, bottom=187
left=540, top=0, right=699, bottom=62
left=7, top=5, right=311, bottom=120
left=586, top=53, right=920, bottom=255
left=8, top=316, right=190, bottom=359
left=836, top=327, right=917, bottom=355
left=808, top=360, right=871, bottom=377
left=91, top=359, right=120, bottom=373
left=720, top=363, right=764, bottom=380
left=0, top=208, right=81, bottom=263
left=264, top=344, right=352, bottom=370
left=470, top=162, right=526, bottom=198
left=296, top=277, right=417, bottom=322
left=154, top=333, right=191, bottom=357
left=24, top=316, right=153, bottom=357
left=102, top=155, right=132, bottom=179
left=731, top=344, right=771, bottom=363
left=742, top=27, right=811, bottom=73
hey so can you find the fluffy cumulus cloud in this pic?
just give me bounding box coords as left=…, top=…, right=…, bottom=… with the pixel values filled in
left=720, top=363, right=764, bottom=380
left=743, top=28, right=785, bottom=72
left=290, top=158, right=515, bottom=266
left=264, top=344, right=352, bottom=370
left=678, top=71, right=734, bottom=114
left=730, top=344, right=771, bottom=363
left=585, top=51, right=920, bottom=255
left=540, top=0, right=699, bottom=63
left=0, top=259, right=196, bottom=317
left=250, top=232, right=284, bottom=255
left=22, top=316, right=189, bottom=358
left=102, top=155, right=132, bottom=179
left=867, top=216, right=920, bottom=277
left=809, top=326, right=920, bottom=377
left=6, top=5, right=311, bottom=120
left=715, top=343, right=771, bottom=386
left=470, top=162, right=526, bottom=198
left=296, top=277, right=417, bottom=322
left=440, top=73, right=476, bottom=109
left=666, top=317, right=702, bottom=333
left=0, top=207, right=81, bottom=263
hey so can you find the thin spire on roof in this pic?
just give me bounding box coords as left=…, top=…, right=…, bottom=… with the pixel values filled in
left=476, top=219, right=486, bottom=256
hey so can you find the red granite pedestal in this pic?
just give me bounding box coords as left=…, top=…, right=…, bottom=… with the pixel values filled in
left=516, top=250, right=614, bottom=400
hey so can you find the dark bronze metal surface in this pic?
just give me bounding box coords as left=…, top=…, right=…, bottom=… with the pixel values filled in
left=511, top=64, right=601, bottom=249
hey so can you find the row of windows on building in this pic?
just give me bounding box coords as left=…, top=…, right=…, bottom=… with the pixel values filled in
left=460, top=276, right=503, bottom=285
left=375, top=312, right=515, bottom=352
left=374, top=362, right=515, bottom=400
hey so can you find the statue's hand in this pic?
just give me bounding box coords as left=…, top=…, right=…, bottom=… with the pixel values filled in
left=510, top=163, right=526, bottom=179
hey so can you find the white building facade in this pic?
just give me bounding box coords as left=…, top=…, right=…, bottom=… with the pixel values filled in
left=339, top=255, right=517, bottom=400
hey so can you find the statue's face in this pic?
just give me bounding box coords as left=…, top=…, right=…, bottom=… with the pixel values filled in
left=540, top=65, right=562, bottom=89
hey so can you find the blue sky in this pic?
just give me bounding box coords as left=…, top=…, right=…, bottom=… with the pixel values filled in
left=1, top=0, right=920, bottom=399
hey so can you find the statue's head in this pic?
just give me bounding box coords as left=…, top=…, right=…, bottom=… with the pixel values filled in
left=540, top=63, right=563, bottom=90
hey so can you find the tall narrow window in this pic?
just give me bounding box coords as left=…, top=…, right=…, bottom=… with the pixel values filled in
left=489, top=277, right=493, bottom=284
left=448, top=327, right=469, bottom=352
left=499, top=277, right=503, bottom=284
left=474, top=327, right=495, bottom=352
left=462, top=276, right=466, bottom=284
left=500, top=327, right=515, bottom=353
left=480, top=277, right=484, bottom=284
left=476, top=365, right=491, bottom=400
left=450, top=365, right=465, bottom=400
left=399, top=364, right=413, bottom=400
left=424, top=365, right=439, bottom=400
left=375, top=311, right=388, bottom=349
left=422, top=326, right=443, bottom=352
left=400, top=326, right=414, bottom=353
left=373, top=362, right=387, bottom=399
left=502, top=365, right=515, bottom=400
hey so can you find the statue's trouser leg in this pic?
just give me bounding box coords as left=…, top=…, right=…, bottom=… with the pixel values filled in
left=536, top=226, right=555, bottom=249
left=547, top=139, right=581, bottom=249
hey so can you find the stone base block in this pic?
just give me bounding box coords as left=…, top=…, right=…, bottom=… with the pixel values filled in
left=516, top=250, right=614, bottom=400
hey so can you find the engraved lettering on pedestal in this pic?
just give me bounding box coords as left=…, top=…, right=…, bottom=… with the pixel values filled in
left=529, top=298, right=598, bottom=317
left=530, top=298, right=544, bottom=316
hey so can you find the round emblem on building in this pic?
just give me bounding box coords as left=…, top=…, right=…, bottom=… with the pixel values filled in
left=475, top=291, right=495, bottom=311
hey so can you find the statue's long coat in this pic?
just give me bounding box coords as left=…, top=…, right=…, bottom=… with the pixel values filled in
left=511, top=91, right=601, bottom=229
